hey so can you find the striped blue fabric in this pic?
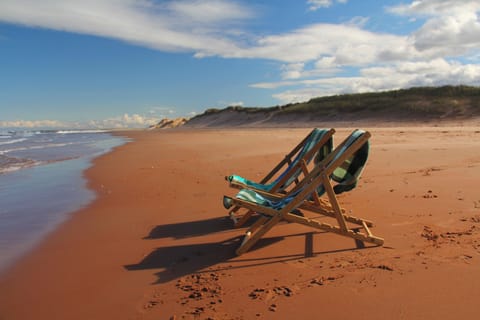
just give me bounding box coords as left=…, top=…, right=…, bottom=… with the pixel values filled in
left=226, top=128, right=332, bottom=191
left=223, top=129, right=368, bottom=211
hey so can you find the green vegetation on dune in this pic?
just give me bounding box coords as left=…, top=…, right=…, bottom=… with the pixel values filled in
left=285, top=85, right=480, bottom=117
left=203, top=105, right=281, bottom=114
left=189, top=85, right=480, bottom=125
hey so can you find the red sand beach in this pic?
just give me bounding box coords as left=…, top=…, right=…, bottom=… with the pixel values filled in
left=1, top=126, right=480, bottom=319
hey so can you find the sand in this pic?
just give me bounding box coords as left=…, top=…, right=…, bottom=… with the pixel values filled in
left=1, top=126, right=480, bottom=319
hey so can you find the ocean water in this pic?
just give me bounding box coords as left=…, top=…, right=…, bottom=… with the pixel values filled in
left=0, top=130, right=128, bottom=274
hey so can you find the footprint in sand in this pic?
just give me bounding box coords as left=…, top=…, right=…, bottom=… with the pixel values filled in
left=176, top=272, right=223, bottom=307
left=422, top=190, right=438, bottom=198
left=248, top=285, right=295, bottom=300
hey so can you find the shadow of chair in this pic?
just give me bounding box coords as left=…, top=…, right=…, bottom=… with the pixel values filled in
left=125, top=227, right=372, bottom=284
left=143, top=216, right=238, bottom=240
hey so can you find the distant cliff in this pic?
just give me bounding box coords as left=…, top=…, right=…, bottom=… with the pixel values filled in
left=149, top=117, right=188, bottom=129
left=185, top=85, right=480, bottom=128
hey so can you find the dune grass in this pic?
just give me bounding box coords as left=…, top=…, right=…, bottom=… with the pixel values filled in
left=190, top=85, right=480, bottom=124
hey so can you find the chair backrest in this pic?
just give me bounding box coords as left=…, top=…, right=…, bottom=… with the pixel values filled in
left=280, top=129, right=370, bottom=210
left=274, top=128, right=333, bottom=189
left=226, top=130, right=370, bottom=212
left=226, top=128, right=334, bottom=192
left=330, top=129, right=369, bottom=194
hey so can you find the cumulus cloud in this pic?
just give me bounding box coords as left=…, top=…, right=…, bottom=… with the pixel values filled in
left=254, top=0, right=480, bottom=104
left=413, top=12, right=480, bottom=55
left=0, top=113, right=162, bottom=129
left=388, top=0, right=480, bottom=56
left=242, top=23, right=413, bottom=64
left=88, top=113, right=159, bottom=129
left=281, top=63, right=305, bottom=80
left=0, top=119, right=70, bottom=129
left=267, top=58, right=480, bottom=104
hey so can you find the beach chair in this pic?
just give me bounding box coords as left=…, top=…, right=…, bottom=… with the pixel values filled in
left=223, top=129, right=384, bottom=255
left=225, top=128, right=335, bottom=227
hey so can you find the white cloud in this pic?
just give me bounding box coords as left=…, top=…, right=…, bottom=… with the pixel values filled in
left=0, top=119, right=70, bottom=129
left=281, top=63, right=305, bottom=80
left=0, top=0, right=251, bottom=55
left=243, top=23, right=412, bottom=64
left=215, top=101, right=244, bottom=107
left=346, top=16, right=370, bottom=28
left=388, top=0, right=480, bottom=16
left=89, top=113, right=159, bottom=128
left=254, top=1, right=480, bottom=104
left=0, top=113, right=162, bottom=129
left=168, top=0, right=252, bottom=24
left=307, top=0, right=347, bottom=11
left=314, top=56, right=341, bottom=73
left=1, top=0, right=480, bottom=107
left=227, top=101, right=244, bottom=106
left=388, top=0, right=480, bottom=56
left=307, top=0, right=333, bottom=10
left=413, top=12, right=480, bottom=54
left=271, top=78, right=362, bottom=103
left=268, top=58, right=480, bottom=104
left=0, top=1, right=406, bottom=64
left=0, top=0, right=471, bottom=65
left=359, top=59, right=480, bottom=88
left=148, top=107, right=176, bottom=117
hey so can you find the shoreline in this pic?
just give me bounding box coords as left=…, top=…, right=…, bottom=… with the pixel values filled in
left=1, top=126, right=480, bottom=319
left=0, top=131, right=128, bottom=276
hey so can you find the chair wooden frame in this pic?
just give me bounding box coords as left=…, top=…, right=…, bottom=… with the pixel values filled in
left=227, top=128, right=335, bottom=227
left=224, top=130, right=384, bottom=255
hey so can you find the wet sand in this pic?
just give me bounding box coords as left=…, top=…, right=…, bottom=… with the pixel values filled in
left=1, top=127, right=480, bottom=319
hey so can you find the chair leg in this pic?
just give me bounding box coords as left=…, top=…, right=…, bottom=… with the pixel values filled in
left=236, top=214, right=282, bottom=255
left=247, top=215, right=269, bottom=234
left=229, top=206, right=257, bottom=228
left=229, top=207, right=240, bottom=224
left=234, top=209, right=255, bottom=228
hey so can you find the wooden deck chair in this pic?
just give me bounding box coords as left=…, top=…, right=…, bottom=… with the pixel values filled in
left=225, top=128, right=335, bottom=227
left=223, top=129, right=384, bottom=255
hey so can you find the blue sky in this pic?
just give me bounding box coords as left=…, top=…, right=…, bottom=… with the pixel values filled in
left=1, top=0, right=480, bottom=128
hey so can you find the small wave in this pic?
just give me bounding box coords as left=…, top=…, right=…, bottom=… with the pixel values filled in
left=0, top=138, right=27, bottom=146
left=0, top=130, right=13, bottom=137
left=0, top=155, right=80, bottom=175
left=0, top=142, right=78, bottom=154
left=0, top=163, right=34, bottom=174
left=0, top=155, right=38, bottom=174
left=57, top=130, right=109, bottom=134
